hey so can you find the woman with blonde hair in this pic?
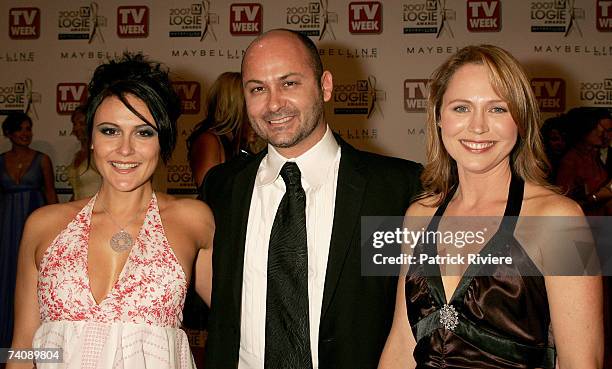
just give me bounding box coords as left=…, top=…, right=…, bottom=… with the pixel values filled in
left=187, top=72, right=258, bottom=187
left=379, top=45, right=603, bottom=368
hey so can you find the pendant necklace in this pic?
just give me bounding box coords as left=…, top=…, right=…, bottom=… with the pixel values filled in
left=100, top=198, right=148, bottom=252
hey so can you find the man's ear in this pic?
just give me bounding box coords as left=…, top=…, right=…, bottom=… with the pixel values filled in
left=321, top=71, right=333, bottom=102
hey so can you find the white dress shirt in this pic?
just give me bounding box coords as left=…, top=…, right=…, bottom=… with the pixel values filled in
left=238, top=126, right=341, bottom=369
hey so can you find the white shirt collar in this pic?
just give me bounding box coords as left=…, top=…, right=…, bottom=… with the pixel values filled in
left=256, top=125, right=340, bottom=188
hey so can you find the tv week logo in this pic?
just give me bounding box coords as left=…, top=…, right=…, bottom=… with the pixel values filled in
left=531, top=78, right=565, bottom=113
left=230, top=3, right=262, bottom=35
left=172, top=81, right=201, bottom=114
left=597, top=0, right=612, bottom=31
left=9, top=7, right=40, bottom=39
left=467, top=0, right=501, bottom=32
left=56, top=83, right=87, bottom=115
left=404, top=79, right=429, bottom=113
left=349, top=2, right=382, bottom=34
left=117, top=6, right=149, bottom=38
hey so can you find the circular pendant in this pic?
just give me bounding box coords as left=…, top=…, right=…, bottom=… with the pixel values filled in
left=110, top=230, right=133, bottom=252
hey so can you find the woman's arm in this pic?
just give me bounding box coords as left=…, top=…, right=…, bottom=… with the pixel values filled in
left=7, top=214, right=43, bottom=369
left=546, top=276, right=603, bottom=368
left=378, top=276, right=417, bottom=369
left=40, top=154, right=58, bottom=204
left=536, top=195, right=604, bottom=368
left=189, top=132, right=223, bottom=188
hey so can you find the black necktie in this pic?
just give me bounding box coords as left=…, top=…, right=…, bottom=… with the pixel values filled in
left=265, top=162, right=313, bottom=369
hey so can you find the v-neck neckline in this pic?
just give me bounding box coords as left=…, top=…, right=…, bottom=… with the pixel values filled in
left=3, top=151, right=38, bottom=185
left=83, top=192, right=155, bottom=307
left=423, top=173, right=524, bottom=306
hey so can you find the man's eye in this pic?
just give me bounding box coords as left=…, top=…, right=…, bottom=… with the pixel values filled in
left=284, top=81, right=298, bottom=87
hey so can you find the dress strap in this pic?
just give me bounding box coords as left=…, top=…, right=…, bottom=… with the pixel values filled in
left=500, top=171, right=524, bottom=232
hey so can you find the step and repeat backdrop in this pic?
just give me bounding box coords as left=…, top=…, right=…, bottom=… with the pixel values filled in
left=0, top=0, right=610, bottom=197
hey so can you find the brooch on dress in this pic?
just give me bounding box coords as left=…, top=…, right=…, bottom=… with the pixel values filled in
left=439, top=304, right=459, bottom=331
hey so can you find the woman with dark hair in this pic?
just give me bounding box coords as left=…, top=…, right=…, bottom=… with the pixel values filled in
left=0, top=112, right=57, bottom=350
left=540, top=114, right=568, bottom=182
left=380, top=45, right=602, bottom=368
left=186, top=71, right=264, bottom=187
left=9, top=53, right=213, bottom=369
left=556, top=107, right=612, bottom=215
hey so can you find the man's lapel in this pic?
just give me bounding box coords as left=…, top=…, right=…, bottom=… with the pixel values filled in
left=321, top=140, right=367, bottom=320
left=227, top=152, right=265, bottom=315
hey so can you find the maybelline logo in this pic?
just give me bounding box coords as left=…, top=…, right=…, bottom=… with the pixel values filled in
left=402, top=0, right=455, bottom=38
left=0, top=79, right=40, bottom=118
left=169, top=1, right=218, bottom=41
left=467, top=0, right=501, bottom=32
left=579, top=79, right=612, bottom=105
left=333, top=76, right=385, bottom=118
left=349, top=2, right=382, bottom=34
left=334, top=128, right=378, bottom=140
left=60, top=50, right=141, bottom=60
left=56, top=83, right=87, bottom=115
left=172, top=81, right=201, bottom=114
left=170, top=48, right=245, bottom=59
left=285, top=2, right=322, bottom=37
left=533, top=44, right=612, bottom=56
left=117, top=6, right=149, bottom=38
left=404, top=79, right=430, bottom=113
left=58, top=2, right=107, bottom=43
left=531, top=78, right=565, bottom=112
left=318, top=47, right=378, bottom=59
left=597, top=0, right=612, bottom=31
left=0, top=51, right=35, bottom=63
left=9, top=7, right=40, bottom=39
left=530, top=0, right=583, bottom=36
left=230, top=3, right=262, bottom=35
left=406, top=45, right=461, bottom=55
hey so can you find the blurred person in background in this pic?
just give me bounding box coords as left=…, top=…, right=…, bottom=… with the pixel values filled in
left=540, top=114, right=569, bottom=182
left=556, top=107, right=612, bottom=215
left=187, top=72, right=263, bottom=188
left=67, top=105, right=101, bottom=200
left=0, top=111, right=57, bottom=352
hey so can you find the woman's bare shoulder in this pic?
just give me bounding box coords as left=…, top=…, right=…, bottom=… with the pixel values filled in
left=23, top=200, right=87, bottom=254
left=522, top=183, right=583, bottom=216
left=156, top=193, right=213, bottom=225
left=405, top=195, right=439, bottom=217
left=27, top=200, right=86, bottom=226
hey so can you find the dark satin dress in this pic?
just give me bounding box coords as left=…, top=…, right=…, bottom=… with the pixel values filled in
left=405, top=173, right=556, bottom=368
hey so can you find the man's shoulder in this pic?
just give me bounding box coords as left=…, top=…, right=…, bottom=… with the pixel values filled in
left=341, top=142, right=423, bottom=177
left=199, top=151, right=264, bottom=200
left=206, top=151, right=263, bottom=182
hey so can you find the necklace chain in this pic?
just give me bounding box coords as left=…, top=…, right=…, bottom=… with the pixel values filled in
left=100, top=201, right=144, bottom=232
left=98, top=193, right=151, bottom=252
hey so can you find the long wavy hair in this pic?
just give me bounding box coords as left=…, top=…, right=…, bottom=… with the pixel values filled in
left=186, top=72, right=247, bottom=157
left=418, top=45, right=550, bottom=206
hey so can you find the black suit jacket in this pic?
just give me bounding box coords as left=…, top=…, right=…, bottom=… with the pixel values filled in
left=201, top=136, right=422, bottom=369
